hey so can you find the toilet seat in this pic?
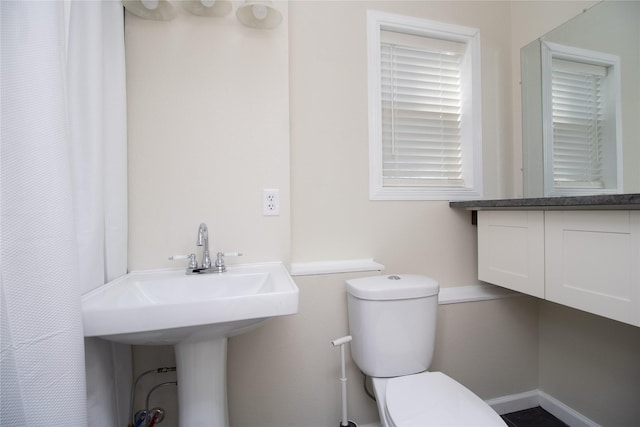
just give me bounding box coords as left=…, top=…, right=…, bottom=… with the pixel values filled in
left=383, top=372, right=506, bottom=426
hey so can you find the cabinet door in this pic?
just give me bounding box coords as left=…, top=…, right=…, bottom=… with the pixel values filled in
left=545, top=211, right=640, bottom=326
left=478, top=211, right=545, bottom=298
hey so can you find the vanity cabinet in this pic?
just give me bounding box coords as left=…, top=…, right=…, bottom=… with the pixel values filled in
left=545, top=211, right=640, bottom=326
left=478, top=211, right=544, bottom=298
left=477, top=210, right=640, bottom=326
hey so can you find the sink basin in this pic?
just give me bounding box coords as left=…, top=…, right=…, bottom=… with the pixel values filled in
left=83, top=261, right=298, bottom=427
left=82, top=262, right=299, bottom=345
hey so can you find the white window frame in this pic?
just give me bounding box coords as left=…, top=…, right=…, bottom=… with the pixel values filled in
left=541, top=41, right=623, bottom=197
left=367, top=11, right=482, bottom=201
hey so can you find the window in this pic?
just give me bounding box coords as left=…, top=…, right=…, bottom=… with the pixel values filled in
left=368, top=11, right=482, bottom=200
left=541, top=41, right=622, bottom=196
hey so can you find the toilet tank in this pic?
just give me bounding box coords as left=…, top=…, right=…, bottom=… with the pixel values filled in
left=346, top=275, right=439, bottom=378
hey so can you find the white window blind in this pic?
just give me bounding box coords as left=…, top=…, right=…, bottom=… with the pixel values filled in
left=380, top=31, right=465, bottom=187
left=368, top=11, right=482, bottom=200
left=551, top=58, right=607, bottom=189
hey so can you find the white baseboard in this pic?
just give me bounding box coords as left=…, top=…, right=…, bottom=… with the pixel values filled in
left=538, top=391, right=601, bottom=427
left=486, top=389, right=601, bottom=427
left=486, top=390, right=540, bottom=415
left=357, top=389, right=600, bottom=427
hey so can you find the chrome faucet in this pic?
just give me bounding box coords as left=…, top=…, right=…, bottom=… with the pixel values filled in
left=197, top=223, right=212, bottom=269
left=169, top=223, right=242, bottom=274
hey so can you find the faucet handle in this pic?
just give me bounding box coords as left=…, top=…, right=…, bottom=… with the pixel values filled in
left=214, top=252, right=243, bottom=269
left=169, top=253, right=198, bottom=269
left=220, top=252, right=243, bottom=258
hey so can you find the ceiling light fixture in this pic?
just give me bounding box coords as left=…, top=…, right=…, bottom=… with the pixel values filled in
left=236, top=1, right=282, bottom=30
left=122, top=0, right=177, bottom=21
left=181, top=0, right=232, bottom=18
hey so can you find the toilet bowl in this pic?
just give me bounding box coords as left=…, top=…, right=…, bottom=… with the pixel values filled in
left=346, top=275, right=506, bottom=427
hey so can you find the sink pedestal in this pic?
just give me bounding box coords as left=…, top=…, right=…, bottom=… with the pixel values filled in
left=175, top=338, right=229, bottom=427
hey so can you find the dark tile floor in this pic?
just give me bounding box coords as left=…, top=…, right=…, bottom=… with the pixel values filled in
left=501, top=406, right=569, bottom=427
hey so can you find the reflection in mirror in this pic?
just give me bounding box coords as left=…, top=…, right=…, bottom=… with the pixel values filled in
left=541, top=40, right=622, bottom=196
left=522, top=1, right=640, bottom=197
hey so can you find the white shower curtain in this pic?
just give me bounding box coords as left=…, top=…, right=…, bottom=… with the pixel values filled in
left=1, top=1, right=130, bottom=426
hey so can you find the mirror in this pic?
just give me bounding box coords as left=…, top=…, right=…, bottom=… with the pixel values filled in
left=522, top=1, right=640, bottom=197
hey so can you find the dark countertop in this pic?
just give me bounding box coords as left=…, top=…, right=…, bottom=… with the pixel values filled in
left=450, top=193, right=640, bottom=210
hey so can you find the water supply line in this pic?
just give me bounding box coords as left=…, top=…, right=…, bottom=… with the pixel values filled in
left=144, top=381, right=177, bottom=427
left=332, top=335, right=358, bottom=427
left=128, top=366, right=176, bottom=427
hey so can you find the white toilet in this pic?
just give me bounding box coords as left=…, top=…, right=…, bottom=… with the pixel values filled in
left=346, top=275, right=507, bottom=427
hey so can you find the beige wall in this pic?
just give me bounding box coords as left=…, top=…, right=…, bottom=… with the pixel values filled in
left=539, top=302, right=640, bottom=426
left=290, top=0, right=513, bottom=272
left=126, top=1, right=638, bottom=427
left=126, top=4, right=291, bottom=271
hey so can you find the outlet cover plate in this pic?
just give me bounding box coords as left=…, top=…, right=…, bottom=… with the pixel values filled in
left=263, top=189, right=280, bottom=216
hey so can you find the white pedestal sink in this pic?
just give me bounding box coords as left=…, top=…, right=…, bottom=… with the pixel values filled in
left=82, top=262, right=299, bottom=427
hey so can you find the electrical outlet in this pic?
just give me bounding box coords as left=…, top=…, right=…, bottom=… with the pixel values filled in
left=263, top=189, right=280, bottom=216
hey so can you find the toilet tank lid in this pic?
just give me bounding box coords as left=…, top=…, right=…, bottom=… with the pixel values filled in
left=346, top=275, right=439, bottom=300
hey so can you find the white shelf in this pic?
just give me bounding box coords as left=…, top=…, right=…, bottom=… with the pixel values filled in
left=290, top=259, right=384, bottom=276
